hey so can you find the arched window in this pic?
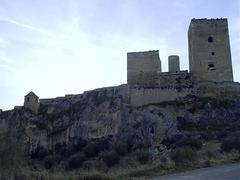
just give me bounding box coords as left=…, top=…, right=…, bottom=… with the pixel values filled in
left=208, top=36, right=213, bottom=43
left=27, top=97, right=30, bottom=102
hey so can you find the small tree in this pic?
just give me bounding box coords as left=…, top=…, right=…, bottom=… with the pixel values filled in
left=0, top=124, right=25, bottom=179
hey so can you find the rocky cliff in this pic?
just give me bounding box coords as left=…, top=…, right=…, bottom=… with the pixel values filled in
left=1, top=85, right=240, bottom=170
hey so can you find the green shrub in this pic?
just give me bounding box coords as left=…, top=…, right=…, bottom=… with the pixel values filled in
left=162, top=134, right=202, bottom=150
left=66, top=152, right=86, bottom=169
left=114, top=139, right=133, bottom=156
left=189, top=137, right=203, bottom=150
left=221, top=131, right=240, bottom=152
left=0, top=127, right=25, bottom=179
left=54, top=142, right=67, bottom=155
left=43, top=154, right=62, bottom=169
left=44, top=155, right=55, bottom=169
left=136, top=150, right=151, bottom=164
left=171, top=147, right=197, bottom=164
left=59, top=138, right=88, bottom=158
left=31, top=146, right=48, bottom=160
left=101, top=150, right=120, bottom=167
left=83, top=139, right=109, bottom=158
left=83, top=142, right=101, bottom=157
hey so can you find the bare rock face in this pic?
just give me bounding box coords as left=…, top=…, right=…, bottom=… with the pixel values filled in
left=1, top=86, right=240, bottom=159
left=126, top=105, right=178, bottom=150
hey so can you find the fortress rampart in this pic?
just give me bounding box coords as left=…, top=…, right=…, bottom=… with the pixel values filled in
left=129, top=81, right=240, bottom=107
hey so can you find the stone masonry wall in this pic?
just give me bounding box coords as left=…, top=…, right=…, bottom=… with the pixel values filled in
left=157, top=71, right=193, bottom=88
left=168, top=55, right=180, bottom=73
left=195, top=81, right=240, bottom=99
left=127, top=50, right=161, bottom=87
left=130, top=87, right=193, bottom=106
left=129, top=81, right=240, bottom=107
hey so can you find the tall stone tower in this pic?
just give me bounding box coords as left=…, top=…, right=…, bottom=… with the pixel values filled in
left=127, top=50, right=161, bottom=87
left=168, top=55, right=180, bottom=73
left=188, top=18, right=233, bottom=82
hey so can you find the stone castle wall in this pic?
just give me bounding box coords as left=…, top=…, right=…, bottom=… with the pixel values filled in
left=158, top=71, right=193, bottom=88
left=130, top=86, right=193, bottom=106
left=195, top=81, right=240, bottom=99
left=129, top=81, right=240, bottom=107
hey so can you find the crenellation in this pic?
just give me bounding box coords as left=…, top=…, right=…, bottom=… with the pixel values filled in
left=191, top=18, right=227, bottom=23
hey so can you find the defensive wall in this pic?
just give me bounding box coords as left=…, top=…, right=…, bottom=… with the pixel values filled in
left=130, top=86, right=193, bottom=106
left=158, top=71, right=193, bottom=88
left=129, top=81, right=240, bottom=107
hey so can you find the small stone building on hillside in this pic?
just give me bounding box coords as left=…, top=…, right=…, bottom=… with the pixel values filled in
left=24, top=91, right=39, bottom=114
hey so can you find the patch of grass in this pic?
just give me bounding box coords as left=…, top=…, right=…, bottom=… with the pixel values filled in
left=113, top=164, right=174, bottom=180
left=17, top=168, right=115, bottom=180
left=171, top=147, right=197, bottom=164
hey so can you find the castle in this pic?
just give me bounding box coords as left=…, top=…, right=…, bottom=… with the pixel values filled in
left=11, top=18, right=240, bottom=151
left=126, top=18, right=239, bottom=107
left=127, top=18, right=233, bottom=87
left=23, top=18, right=239, bottom=113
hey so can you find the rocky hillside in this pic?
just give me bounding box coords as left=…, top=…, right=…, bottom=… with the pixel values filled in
left=1, top=85, right=240, bottom=179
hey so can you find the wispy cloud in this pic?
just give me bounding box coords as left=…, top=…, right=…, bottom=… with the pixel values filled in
left=173, top=0, right=186, bottom=8
left=0, top=37, right=7, bottom=47
left=0, top=63, right=15, bottom=72
left=0, top=17, right=52, bottom=36
left=0, top=55, right=12, bottom=64
left=0, top=51, right=14, bottom=72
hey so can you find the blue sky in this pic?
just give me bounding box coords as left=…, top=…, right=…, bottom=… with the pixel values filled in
left=0, top=0, right=239, bottom=110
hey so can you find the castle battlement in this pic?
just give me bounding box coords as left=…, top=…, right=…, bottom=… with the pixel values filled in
left=127, top=50, right=159, bottom=55
left=191, top=18, right=227, bottom=23
left=189, top=18, right=228, bottom=33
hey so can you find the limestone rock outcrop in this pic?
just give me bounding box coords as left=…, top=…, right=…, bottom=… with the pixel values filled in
left=1, top=84, right=240, bottom=159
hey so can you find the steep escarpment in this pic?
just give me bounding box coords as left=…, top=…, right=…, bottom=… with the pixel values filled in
left=1, top=87, right=240, bottom=179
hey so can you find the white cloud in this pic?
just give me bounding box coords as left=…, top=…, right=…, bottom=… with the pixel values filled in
left=0, top=37, right=7, bottom=47
left=0, top=17, right=45, bottom=33
left=0, top=17, right=60, bottom=40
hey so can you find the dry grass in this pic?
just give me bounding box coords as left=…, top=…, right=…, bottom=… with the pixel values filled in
left=2, top=142, right=240, bottom=180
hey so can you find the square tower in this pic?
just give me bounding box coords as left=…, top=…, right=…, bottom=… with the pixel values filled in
left=188, top=18, right=233, bottom=82
left=24, top=91, right=39, bottom=114
left=127, top=50, right=161, bottom=87
left=168, top=55, right=180, bottom=73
